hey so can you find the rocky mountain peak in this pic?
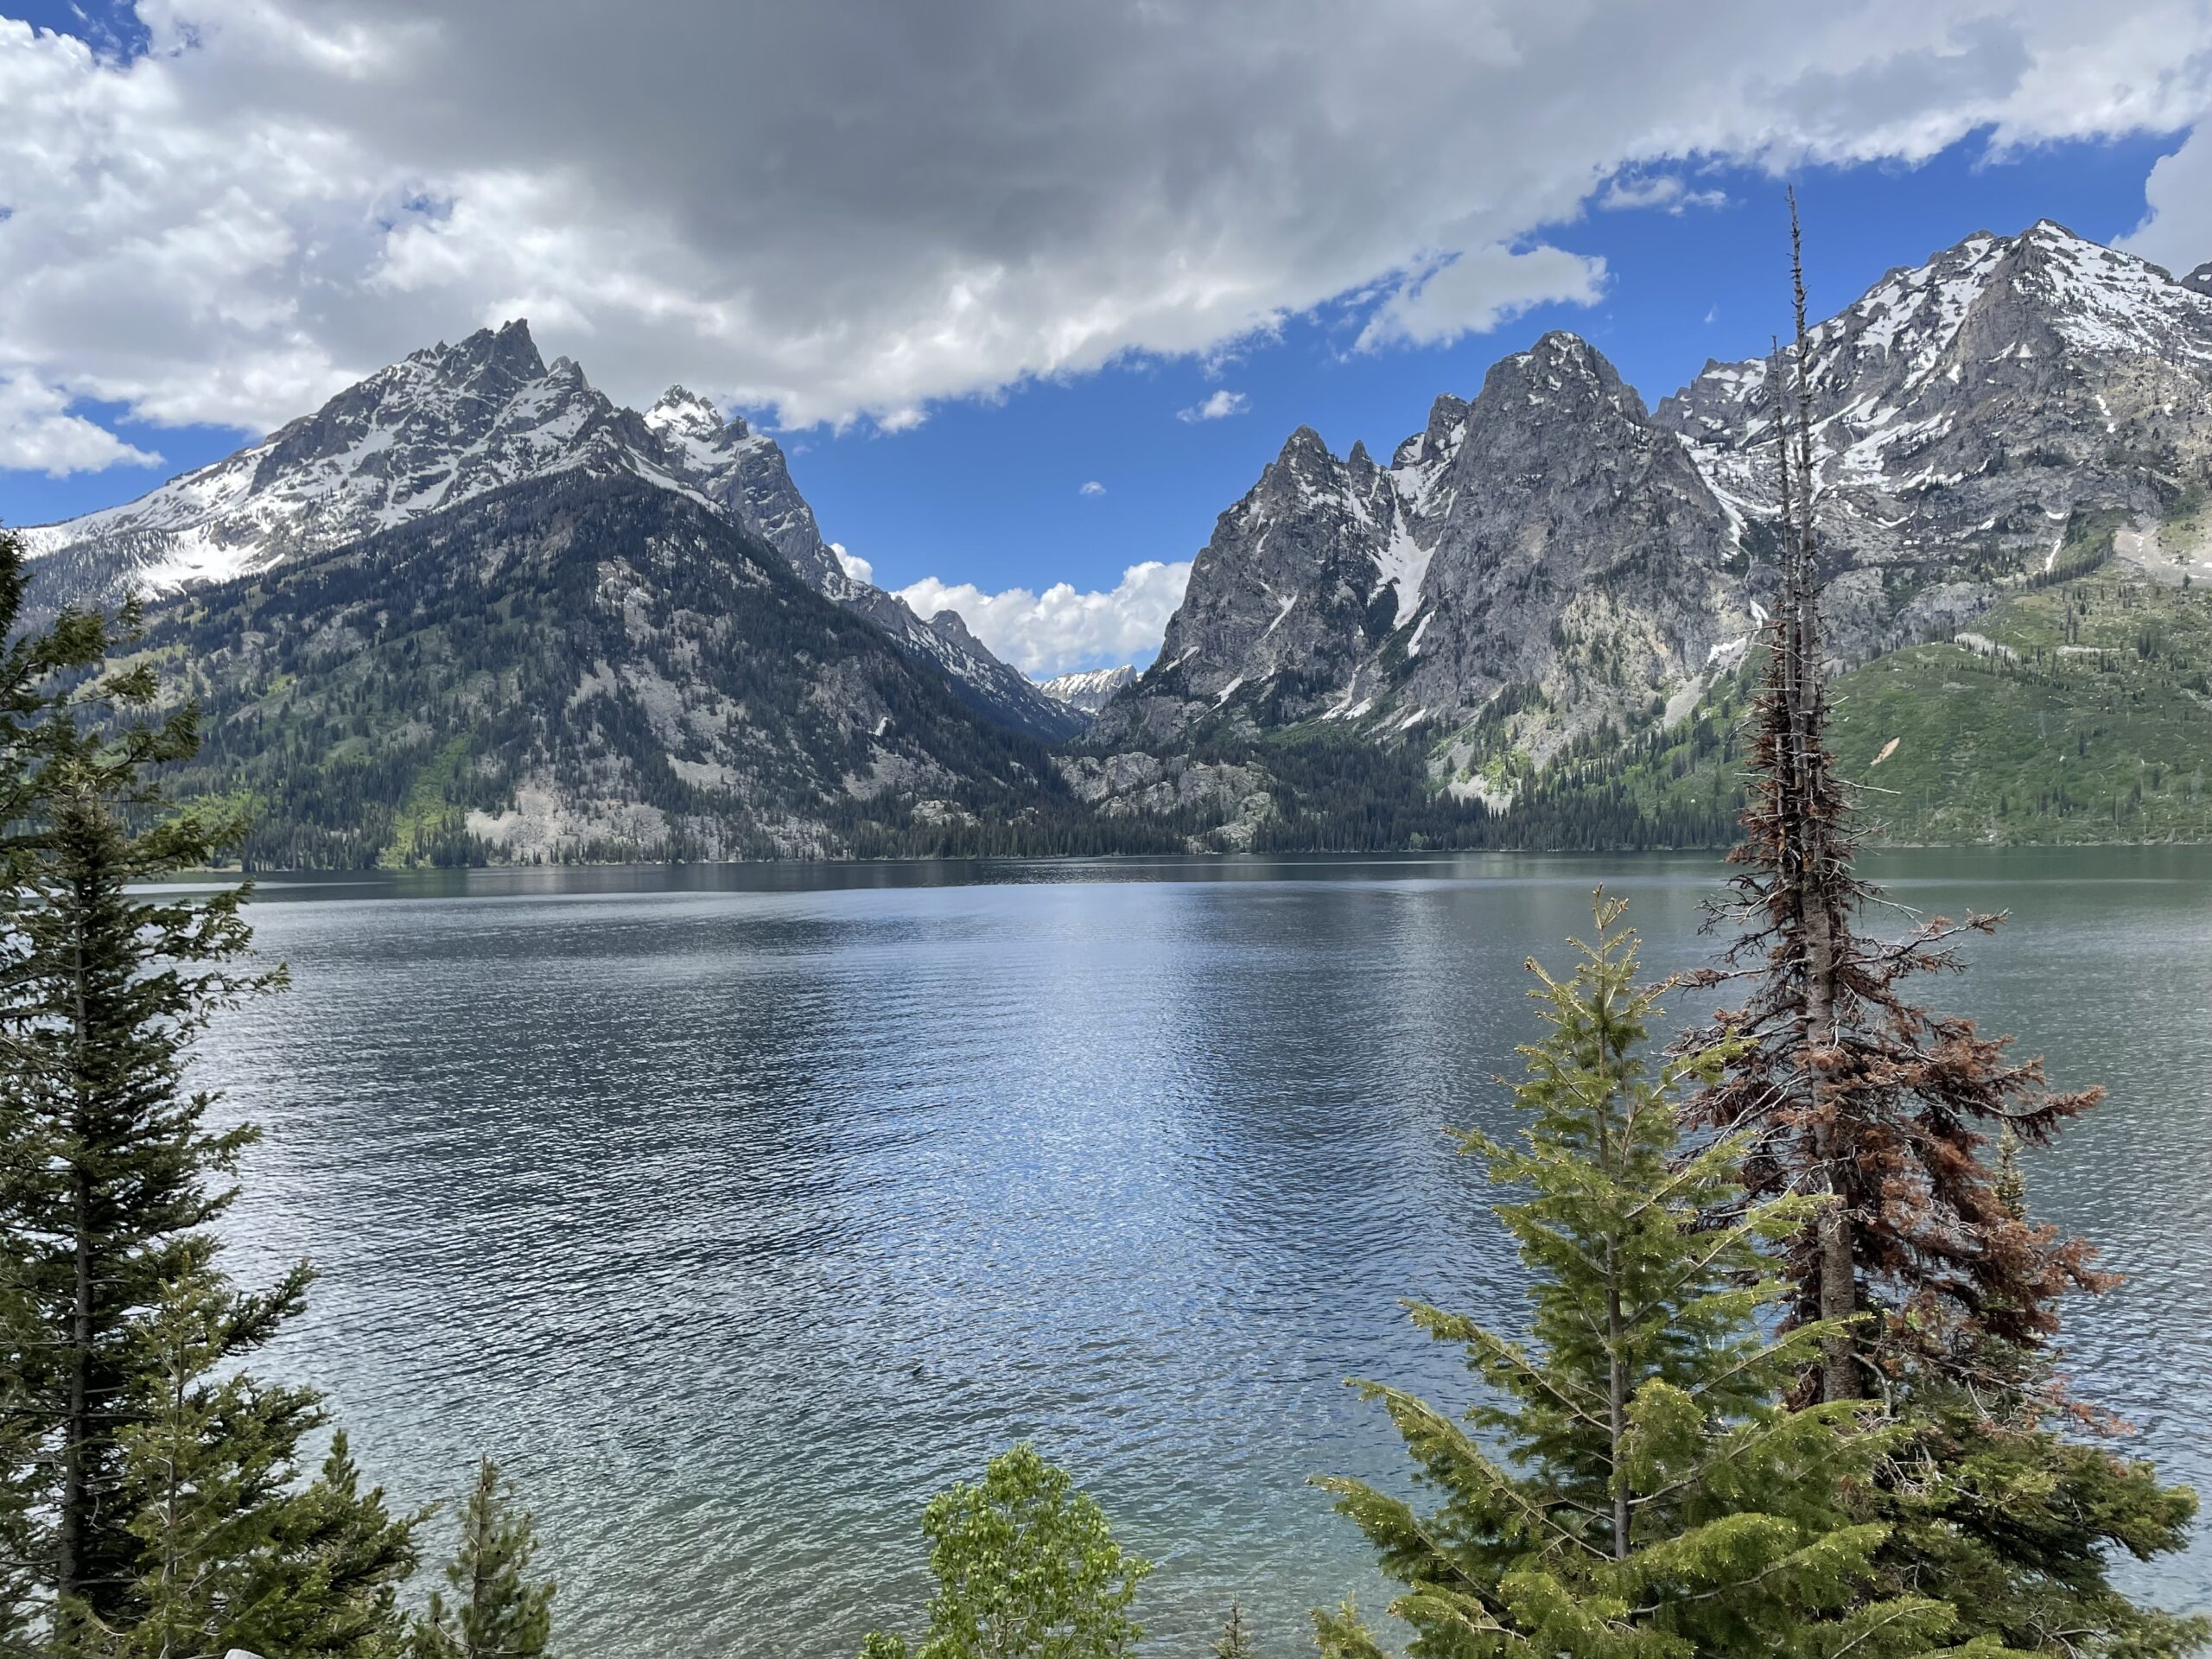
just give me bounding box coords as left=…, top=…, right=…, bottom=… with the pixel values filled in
left=1037, top=664, right=1136, bottom=716
left=1485, top=331, right=1641, bottom=419
left=1400, top=391, right=1470, bottom=468
left=647, top=385, right=725, bottom=440
left=2185, top=261, right=2212, bottom=297
left=416, top=318, right=548, bottom=389
left=22, top=320, right=1082, bottom=744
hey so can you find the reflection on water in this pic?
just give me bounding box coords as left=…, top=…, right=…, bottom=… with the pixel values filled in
left=197, top=849, right=2212, bottom=1657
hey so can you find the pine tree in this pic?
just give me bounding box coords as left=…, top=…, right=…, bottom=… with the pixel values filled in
left=1686, top=198, right=2102, bottom=1404
left=102, top=1281, right=418, bottom=1659
left=1688, top=208, right=2203, bottom=1655
left=409, top=1459, right=555, bottom=1659
left=1314, top=894, right=1959, bottom=1659
left=860, top=1444, right=1151, bottom=1659
left=0, top=522, right=418, bottom=1655
left=2, top=722, right=290, bottom=1634
left=1211, top=1604, right=1255, bottom=1659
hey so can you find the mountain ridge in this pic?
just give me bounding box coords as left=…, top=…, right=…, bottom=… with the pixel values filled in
left=128, top=469, right=1133, bottom=865
left=1077, top=219, right=2212, bottom=848
left=21, top=322, right=1082, bottom=743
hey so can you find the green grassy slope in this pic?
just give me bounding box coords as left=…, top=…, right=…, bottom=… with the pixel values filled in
left=1608, top=567, right=2212, bottom=846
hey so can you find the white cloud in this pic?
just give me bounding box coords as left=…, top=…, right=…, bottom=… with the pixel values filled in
left=1598, top=174, right=1731, bottom=213
left=1, top=0, right=2209, bottom=463
left=1078, top=480, right=1106, bottom=497
left=895, top=560, right=1193, bottom=677
left=830, top=541, right=874, bottom=585
left=2119, top=124, right=2212, bottom=277
left=1357, top=243, right=1609, bottom=351
left=1177, top=388, right=1249, bottom=422
left=0, top=373, right=162, bottom=476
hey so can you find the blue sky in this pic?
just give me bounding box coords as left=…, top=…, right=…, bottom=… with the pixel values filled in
left=3, top=2, right=2208, bottom=674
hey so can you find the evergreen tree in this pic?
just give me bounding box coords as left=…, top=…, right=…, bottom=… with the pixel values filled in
left=1687, top=198, right=2102, bottom=1402
left=861, top=1444, right=1151, bottom=1659
left=1315, top=894, right=1959, bottom=1659
left=1868, top=1145, right=2204, bottom=1657
left=103, top=1281, right=418, bottom=1659
left=1211, top=1604, right=1255, bottom=1659
left=0, top=522, right=417, bottom=1655
left=1688, top=209, right=2203, bottom=1655
left=409, top=1459, right=555, bottom=1659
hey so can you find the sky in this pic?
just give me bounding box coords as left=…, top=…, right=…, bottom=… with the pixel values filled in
left=3, top=2, right=2210, bottom=678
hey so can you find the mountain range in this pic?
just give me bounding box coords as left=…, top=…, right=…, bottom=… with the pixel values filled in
left=1077, top=220, right=2212, bottom=848
left=16, top=220, right=2212, bottom=863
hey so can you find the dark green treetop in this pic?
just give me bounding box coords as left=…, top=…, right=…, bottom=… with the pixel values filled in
left=409, top=1459, right=556, bottom=1659
left=1315, top=894, right=1967, bottom=1659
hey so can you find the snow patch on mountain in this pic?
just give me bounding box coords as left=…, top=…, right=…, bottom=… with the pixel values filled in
left=22, top=322, right=1081, bottom=742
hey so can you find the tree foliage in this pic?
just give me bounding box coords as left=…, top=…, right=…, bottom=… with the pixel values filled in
left=409, top=1459, right=555, bottom=1659
left=1317, top=894, right=1960, bottom=1659
left=0, top=523, right=418, bottom=1657
left=861, top=1445, right=1151, bottom=1659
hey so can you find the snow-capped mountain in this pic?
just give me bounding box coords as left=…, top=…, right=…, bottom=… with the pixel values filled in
left=122, top=469, right=1084, bottom=864
left=22, top=322, right=1079, bottom=742
left=20, top=321, right=669, bottom=596
left=1090, top=331, right=1750, bottom=765
left=1084, top=221, right=2212, bottom=832
left=1656, top=220, right=2212, bottom=599
left=1036, top=664, right=1135, bottom=715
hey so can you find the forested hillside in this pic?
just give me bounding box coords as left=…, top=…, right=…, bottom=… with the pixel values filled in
left=131, top=474, right=1157, bottom=867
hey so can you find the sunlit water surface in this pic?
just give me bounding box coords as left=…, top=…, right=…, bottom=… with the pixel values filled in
left=195, top=849, right=2212, bottom=1657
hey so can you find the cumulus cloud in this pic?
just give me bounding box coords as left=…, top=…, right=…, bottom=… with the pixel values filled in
left=1078, top=480, right=1106, bottom=497
left=0, top=375, right=162, bottom=475
left=1178, top=388, right=1249, bottom=422
left=2, top=0, right=2210, bottom=472
left=830, top=542, right=874, bottom=585
left=2119, top=124, right=2212, bottom=277
left=895, top=560, right=1193, bottom=677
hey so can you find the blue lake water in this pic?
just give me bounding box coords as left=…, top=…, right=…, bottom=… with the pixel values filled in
left=196, top=849, right=2212, bottom=1657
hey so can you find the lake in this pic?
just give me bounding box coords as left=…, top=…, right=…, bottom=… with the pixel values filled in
left=196, top=849, right=2212, bottom=1657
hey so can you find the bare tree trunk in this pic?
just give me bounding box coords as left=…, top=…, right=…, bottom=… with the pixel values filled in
left=1783, top=193, right=1857, bottom=1402
left=56, top=923, right=92, bottom=1605
left=1605, top=1239, right=1630, bottom=1558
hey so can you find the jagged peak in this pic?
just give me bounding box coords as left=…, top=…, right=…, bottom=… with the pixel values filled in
left=2020, top=217, right=2093, bottom=250
left=414, top=318, right=545, bottom=385
left=1422, top=391, right=1469, bottom=447
left=1485, top=332, right=1636, bottom=414
left=926, top=607, right=987, bottom=652
left=1276, top=424, right=1332, bottom=465
left=2185, top=261, right=2212, bottom=298
left=647, top=384, right=725, bottom=436
left=1347, top=438, right=1374, bottom=471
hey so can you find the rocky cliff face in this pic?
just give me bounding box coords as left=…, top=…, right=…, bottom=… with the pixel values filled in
left=1656, top=221, right=2212, bottom=617
left=22, top=324, right=1080, bottom=741
left=1088, top=222, right=2212, bottom=824
left=1090, top=332, right=1753, bottom=775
